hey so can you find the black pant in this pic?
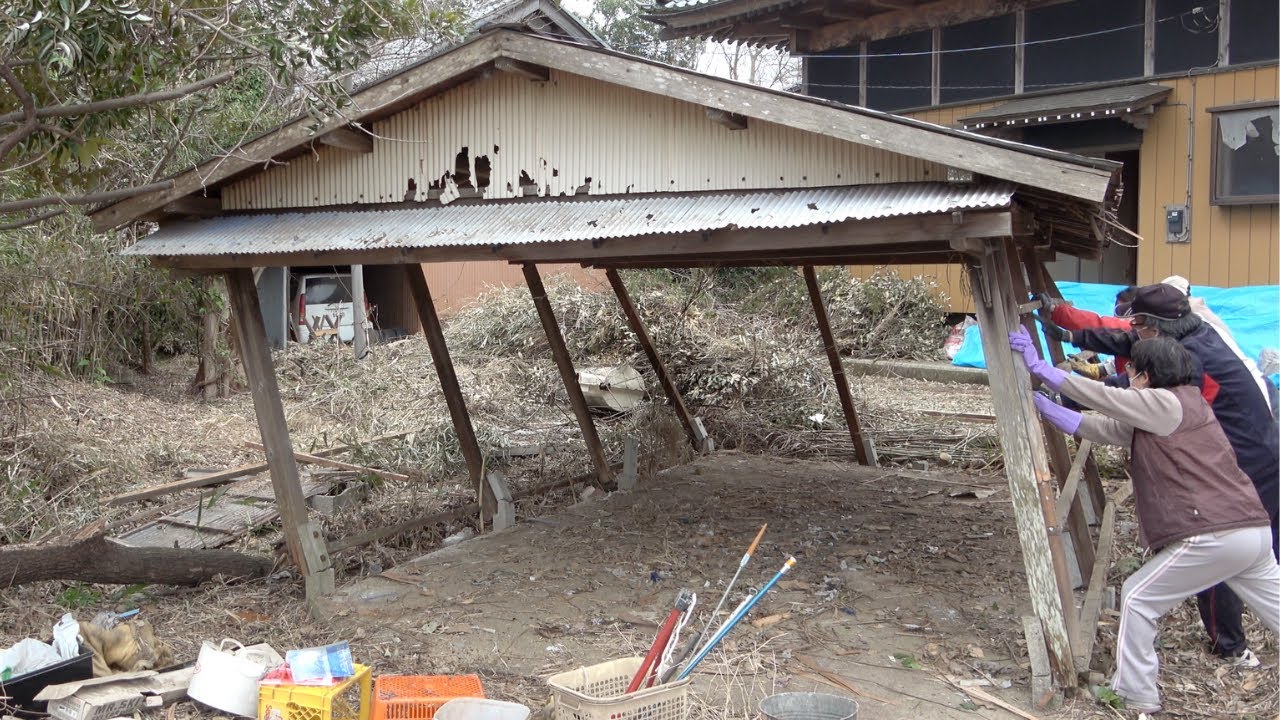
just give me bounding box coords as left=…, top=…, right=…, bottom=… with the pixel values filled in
left=1196, top=509, right=1279, bottom=656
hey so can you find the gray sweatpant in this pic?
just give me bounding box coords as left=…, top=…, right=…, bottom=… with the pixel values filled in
left=1112, top=525, right=1280, bottom=711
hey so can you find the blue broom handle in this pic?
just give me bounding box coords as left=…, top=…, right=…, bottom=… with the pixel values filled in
left=676, top=557, right=796, bottom=681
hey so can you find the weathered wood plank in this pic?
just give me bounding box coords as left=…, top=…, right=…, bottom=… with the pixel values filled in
left=1055, top=439, right=1093, bottom=529
left=1075, top=499, right=1118, bottom=670
left=605, top=269, right=701, bottom=450
left=226, top=269, right=333, bottom=597
left=797, top=0, right=1063, bottom=50
left=968, top=243, right=1075, bottom=686
left=406, top=264, right=495, bottom=522
left=523, top=263, right=612, bottom=486
left=803, top=265, right=871, bottom=466
left=243, top=442, right=409, bottom=482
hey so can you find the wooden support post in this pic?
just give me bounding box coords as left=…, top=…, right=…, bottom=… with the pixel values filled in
left=351, top=264, right=368, bottom=359
left=604, top=269, right=702, bottom=450
left=486, top=472, right=515, bottom=532
left=1028, top=258, right=1107, bottom=522
left=803, top=266, right=872, bottom=466
left=967, top=244, right=1077, bottom=687
left=225, top=269, right=333, bottom=599
left=1022, top=615, right=1057, bottom=709
left=523, top=263, right=613, bottom=486
left=1075, top=498, right=1119, bottom=670
left=618, top=437, right=638, bottom=491
left=1006, top=246, right=1094, bottom=585
left=406, top=265, right=495, bottom=523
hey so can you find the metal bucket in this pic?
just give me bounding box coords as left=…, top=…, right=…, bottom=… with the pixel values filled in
left=759, top=692, right=858, bottom=720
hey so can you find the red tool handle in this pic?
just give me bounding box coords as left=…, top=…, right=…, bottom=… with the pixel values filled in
left=626, top=608, right=681, bottom=694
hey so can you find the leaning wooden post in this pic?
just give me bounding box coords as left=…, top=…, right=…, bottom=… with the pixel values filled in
left=225, top=269, right=333, bottom=600
left=1027, top=257, right=1107, bottom=522
left=965, top=244, right=1077, bottom=688
left=406, top=265, right=496, bottom=525
left=604, top=269, right=702, bottom=451
left=1005, top=247, right=1094, bottom=586
left=803, top=265, right=872, bottom=466
left=523, top=263, right=613, bottom=486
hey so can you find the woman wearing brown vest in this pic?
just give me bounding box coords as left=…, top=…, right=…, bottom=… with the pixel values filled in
left=1009, top=329, right=1279, bottom=713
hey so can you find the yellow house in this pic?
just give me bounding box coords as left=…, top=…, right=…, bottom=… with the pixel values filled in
left=646, top=0, right=1279, bottom=310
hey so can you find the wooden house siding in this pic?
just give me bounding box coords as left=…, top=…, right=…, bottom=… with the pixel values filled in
left=223, top=69, right=947, bottom=210
left=862, top=67, right=1278, bottom=314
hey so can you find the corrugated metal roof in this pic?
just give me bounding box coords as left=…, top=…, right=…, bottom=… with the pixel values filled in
left=124, top=183, right=1013, bottom=257
left=960, top=84, right=1172, bottom=127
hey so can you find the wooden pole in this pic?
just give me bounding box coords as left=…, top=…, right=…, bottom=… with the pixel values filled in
left=802, top=266, right=872, bottom=466
left=225, top=269, right=333, bottom=599
left=406, top=265, right=495, bottom=524
left=352, top=264, right=368, bottom=359
left=966, top=244, right=1076, bottom=687
left=1027, top=258, right=1107, bottom=522
left=604, top=269, right=701, bottom=450
left=522, top=263, right=613, bottom=486
left=1005, top=247, right=1094, bottom=584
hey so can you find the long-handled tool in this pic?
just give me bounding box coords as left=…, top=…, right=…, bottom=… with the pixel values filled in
left=676, top=557, right=796, bottom=682
left=700, top=523, right=768, bottom=639
left=627, top=589, right=693, bottom=693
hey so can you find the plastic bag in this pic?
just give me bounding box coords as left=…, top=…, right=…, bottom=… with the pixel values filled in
left=52, top=613, right=81, bottom=660
left=285, top=641, right=355, bottom=684
left=0, top=638, right=62, bottom=680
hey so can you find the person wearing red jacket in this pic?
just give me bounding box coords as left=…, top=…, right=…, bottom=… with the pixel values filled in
left=1047, top=286, right=1136, bottom=375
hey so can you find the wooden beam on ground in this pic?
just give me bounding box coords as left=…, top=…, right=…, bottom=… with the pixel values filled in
left=406, top=264, right=496, bottom=524
left=243, top=442, right=409, bottom=482
left=1007, top=244, right=1093, bottom=584
left=317, top=126, right=373, bottom=154
left=523, top=263, right=613, bottom=486
left=967, top=243, right=1075, bottom=687
left=605, top=269, right=701, bottom=450
left=1075, top=498, right=1118, bottom=671
left=803, top=265, right=871, bottom=466
left=225, top=269, right=333, bottom=599
left=494, top=57, right=550, bottom=81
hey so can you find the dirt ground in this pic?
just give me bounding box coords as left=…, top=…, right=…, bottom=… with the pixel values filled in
left=3, top=356, right=1276, bottom=720
left=313, top=451, right=1275, bottom=719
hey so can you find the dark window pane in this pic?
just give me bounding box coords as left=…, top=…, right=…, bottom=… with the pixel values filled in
left=305, top=277, right=353, bottom=305
left=1230, top=0, right=1280, bottom=64
left=1214, top=109, right=1280, bottom=202
left=941, top=15, right=1016, bottom=103
left=866, top=31, right=932, bottom=111
left=806, top=51, right=860, bottom=106
left=1154, top=0, right=1220, bottom=73
left=1026, top=0, right=1144, bottom=90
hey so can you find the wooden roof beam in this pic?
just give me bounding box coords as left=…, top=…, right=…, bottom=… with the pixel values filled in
left=799, top=0, right=1044, bottom=53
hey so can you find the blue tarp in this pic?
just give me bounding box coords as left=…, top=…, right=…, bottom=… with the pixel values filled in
left=951, top=282, right=1280, bottom=375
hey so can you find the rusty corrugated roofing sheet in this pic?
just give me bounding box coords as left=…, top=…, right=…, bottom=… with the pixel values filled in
left=123, top=183, right=1014, bottom=257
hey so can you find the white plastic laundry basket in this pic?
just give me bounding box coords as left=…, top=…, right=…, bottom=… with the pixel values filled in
left=434, top=698, right=531, bottom=720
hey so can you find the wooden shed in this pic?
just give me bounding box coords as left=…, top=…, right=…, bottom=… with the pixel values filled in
left=94, top=29, right=1122, bottom=691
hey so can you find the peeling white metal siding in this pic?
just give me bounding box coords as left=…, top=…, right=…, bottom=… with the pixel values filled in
left=223, top=70, right=946, bottom=210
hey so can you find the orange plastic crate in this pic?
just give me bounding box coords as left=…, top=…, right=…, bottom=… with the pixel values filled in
left=371, top=675, right=485, bottom=720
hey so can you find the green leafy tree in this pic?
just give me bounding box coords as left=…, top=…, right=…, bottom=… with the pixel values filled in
left=582, top=0, right=700, bottom=68
left=0, top=0, right=465, bottom=228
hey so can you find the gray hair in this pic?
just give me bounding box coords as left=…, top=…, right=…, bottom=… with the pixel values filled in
left=1146, top=312, right=1203, bottom=340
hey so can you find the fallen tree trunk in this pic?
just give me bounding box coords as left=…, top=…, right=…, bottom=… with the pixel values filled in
left=0, top=533, right=272, bottom=589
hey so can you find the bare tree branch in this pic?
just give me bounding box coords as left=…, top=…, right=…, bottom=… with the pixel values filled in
left=0, top=63, right=38, bottom=163
left=0, top=71, right=236, bottom=126
left=0, top=209, right=66, bottom=231
left=0, top=181, right=175, bottom=215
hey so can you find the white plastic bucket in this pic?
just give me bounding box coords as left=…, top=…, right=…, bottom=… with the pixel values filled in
left=187, top=639, right=271, bottom=717
left=434, top=698, right=531, bottom=720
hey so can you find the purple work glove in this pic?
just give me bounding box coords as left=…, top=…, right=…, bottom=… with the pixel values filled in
left=1009, top=327, right=1068, bottom=390
left=1033, top=392, right=1082, bottom=435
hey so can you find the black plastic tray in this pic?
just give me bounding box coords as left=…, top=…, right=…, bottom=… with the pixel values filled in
left=1, top=643, right=95, bottom=712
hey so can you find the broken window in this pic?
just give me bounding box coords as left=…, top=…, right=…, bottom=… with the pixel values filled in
left=1210, top=105, right=1279, bottom=205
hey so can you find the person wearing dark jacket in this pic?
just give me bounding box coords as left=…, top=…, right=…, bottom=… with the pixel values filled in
left=1049, top=283, right=1280, bottom=663
left=1011, top=329, right=1280, bottom=712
